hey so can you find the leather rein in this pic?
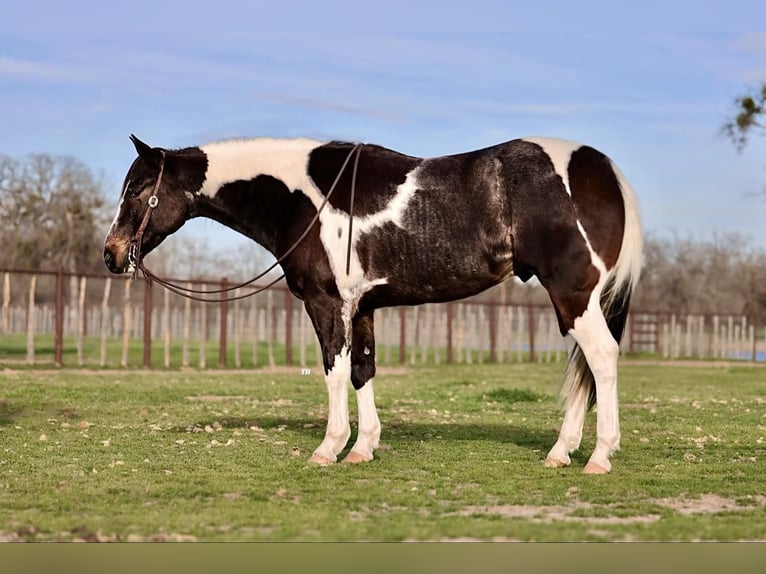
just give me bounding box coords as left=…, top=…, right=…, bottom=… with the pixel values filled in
left=128, top=143, right=363, bottom=303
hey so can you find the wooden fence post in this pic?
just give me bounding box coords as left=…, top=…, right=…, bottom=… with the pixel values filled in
left=219, top=277, right=228, bottom=367
left=2, top=272, right=9, bottom=334
left=399, top=307, right=406, bottom=365
left=143, top=279, right=152, bottom=368
left=26, top=275, right=37, bottom=365
left=53, top=267, right=64, bottom=366
left=233, top=289, right=242, bottom=368
left=77, top=276, right=87, bottom=366
left=299, top=306, right=307, bottom=368
left=121, top=279, right=131, bottom=367
left=456, top=304, right=464, bottom=364
left=488, top=302, right=497, bottom=363
left=99, top=278, right=111, bottom=367
left=199, top=285, right=207, bottom=369
left=527, top=302, right=535, bottom=363
left=284, top=289, right=293, bottom=366
left=163, top=288, right=171, bottom=368
left=267, top=289, right=275, bottom=367
left=446, top=303, right=454, bottom=364
left=410, top=307, right=419, bottom=366
left=250, top=293, right=259, bottom=366
left=182, top=282, right=191, bottom=367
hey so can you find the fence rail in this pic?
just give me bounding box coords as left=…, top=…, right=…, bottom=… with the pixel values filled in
left=1, top=268, right=764, bottom=367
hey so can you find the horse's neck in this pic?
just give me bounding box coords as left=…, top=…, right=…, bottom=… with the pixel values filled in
left=192, top=138, right=323, bottom=254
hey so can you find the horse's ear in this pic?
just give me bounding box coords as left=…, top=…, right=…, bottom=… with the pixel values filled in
left=130, top=134, right=163, bottom=166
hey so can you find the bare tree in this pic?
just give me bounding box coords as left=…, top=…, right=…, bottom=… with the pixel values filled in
left=634, top=232, right=766, bottom=319
left=0, top=154, right=109, bottom=272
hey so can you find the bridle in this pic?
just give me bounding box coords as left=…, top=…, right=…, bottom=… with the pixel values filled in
left=127, top=143, right=363, bottom=303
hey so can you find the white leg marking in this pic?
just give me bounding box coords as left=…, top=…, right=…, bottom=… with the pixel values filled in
left=544, top=369, right=588, bottom=468
left=570, top=296, right=620, bottom=474
left=344, top=380, right=381, bottom=463
left=310, top=347, right=351, bottom=464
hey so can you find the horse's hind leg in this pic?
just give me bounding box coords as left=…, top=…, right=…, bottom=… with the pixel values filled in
left=343, top=310, right=381, bottom=463
left=572, top=298, right=620, bottom=473
left=543, top=354, right=589, bottom=468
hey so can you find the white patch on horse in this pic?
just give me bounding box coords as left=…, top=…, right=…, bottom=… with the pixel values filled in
left=199, top=138, right=322, bottom=198
left=314, top=170, right=419, bottom=298
left=575, top=220, right=608, bottom=277
left=106, top=178, right=130, bottom=237
left=522, top=137, right=580, bottom=196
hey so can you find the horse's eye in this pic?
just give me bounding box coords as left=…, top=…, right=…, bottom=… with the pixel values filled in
left=125, top=187, right=140, bottom=200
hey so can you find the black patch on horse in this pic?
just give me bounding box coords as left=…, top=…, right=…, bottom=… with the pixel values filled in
left=307, top=142, right=421, bottom=217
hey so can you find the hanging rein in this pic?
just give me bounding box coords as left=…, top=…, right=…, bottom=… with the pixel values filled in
left=128, top=143, right=363, bottom=303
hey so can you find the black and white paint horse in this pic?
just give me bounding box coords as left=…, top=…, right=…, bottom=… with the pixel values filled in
left=104, top=135, right=642, bottom=474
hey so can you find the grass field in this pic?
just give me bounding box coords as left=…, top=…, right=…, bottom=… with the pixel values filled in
left=1, top=361, right=765, bottom=541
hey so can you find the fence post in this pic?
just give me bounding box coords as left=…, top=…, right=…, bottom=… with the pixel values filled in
left=55, top=267, right=64, bottom=367
left=284, top=289, right=293, bottom=365
left=488, top=302, right=497, bottom=363
left=527, top=301, right=535, bottom=363
left=399, top=307, right=406, bottom=365
left=27, top=275, right=37, bottom=365
left=143, top=279, right=152, bottom=367
left=219, top=277, right=228, bottom=367
left=750, top=319, right=756, bottom=362
left=77, top=276, right=87, bottom=366
left=182, top=282, right=192, bottom=367
left=163, top=287, right=171, bottom=368
left=446, top=303, right=454, bottom=364
left=2, top=272, right=10, bottom=334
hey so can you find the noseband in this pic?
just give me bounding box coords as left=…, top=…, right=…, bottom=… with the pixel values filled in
left=128, top=144, right=362, bottom=303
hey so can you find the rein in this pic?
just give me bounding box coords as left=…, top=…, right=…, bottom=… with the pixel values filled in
left=129, top=143, right=363, bottom=303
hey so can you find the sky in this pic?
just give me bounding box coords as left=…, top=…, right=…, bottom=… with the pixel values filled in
left=2, top=1, right=766, bottom=266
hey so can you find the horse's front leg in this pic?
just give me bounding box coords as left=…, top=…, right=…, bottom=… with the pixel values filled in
left=343, top=310, right=381, bottom=463
left=304, top=296, right=352, bottom=465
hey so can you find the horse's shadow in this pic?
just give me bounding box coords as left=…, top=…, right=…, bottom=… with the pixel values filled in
left=175, top=414, right=557, bottom=455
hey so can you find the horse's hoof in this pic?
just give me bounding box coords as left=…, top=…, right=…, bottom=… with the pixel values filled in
left=583, top=461, right=610, bottom=474
left=308, top=453, right=335, bottom=466
left=342, top=451, right=372, bottom=464
left=543, top=456, right=570, bottom=468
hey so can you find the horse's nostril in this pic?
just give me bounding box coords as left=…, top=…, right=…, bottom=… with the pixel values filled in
left=103, top=249, right=115, bottom=270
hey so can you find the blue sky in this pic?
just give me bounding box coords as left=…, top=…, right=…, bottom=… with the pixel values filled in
left=2, top=1, right=766, bottom=260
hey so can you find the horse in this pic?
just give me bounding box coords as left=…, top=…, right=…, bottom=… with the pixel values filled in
left=103, top=134, right=642, bottom=474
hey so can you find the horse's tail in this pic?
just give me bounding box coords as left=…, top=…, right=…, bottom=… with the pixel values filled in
left=562, top=160, right=643, bottom=410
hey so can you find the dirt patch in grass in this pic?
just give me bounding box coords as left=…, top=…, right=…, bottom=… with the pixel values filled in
left=652, top=494, right=766, bottom=515
left=455, top=503, right=660, bottom=525
left=455, top=494, right=766, bottom=525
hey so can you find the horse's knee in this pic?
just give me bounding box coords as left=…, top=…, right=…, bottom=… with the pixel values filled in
left=351, top=350, right=375, bottom=390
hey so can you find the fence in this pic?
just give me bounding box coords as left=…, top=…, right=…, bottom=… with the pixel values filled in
left=1, top=268, right=764, bottom=367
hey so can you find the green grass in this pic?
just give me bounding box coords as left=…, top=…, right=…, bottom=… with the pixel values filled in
left=0, top=362, right=765, bottom=541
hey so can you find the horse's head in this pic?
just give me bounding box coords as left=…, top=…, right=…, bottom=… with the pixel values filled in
left=103, top=135, right=205, bottom=274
